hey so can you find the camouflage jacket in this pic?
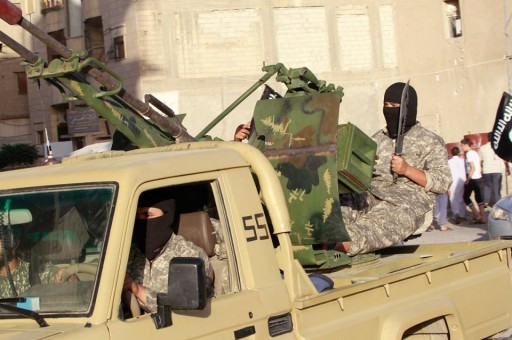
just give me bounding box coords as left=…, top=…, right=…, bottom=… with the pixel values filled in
left=0, top=260, right=67, bottom=298
left=370, top=123, right=452, bottom=216
left=127, top=233, right=214, bottom=313
left=0, top=259, right=30, bottom=298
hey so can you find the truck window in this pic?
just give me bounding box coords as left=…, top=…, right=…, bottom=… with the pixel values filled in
left=122, top=181, right=232, bottom=319
left=0, top=183, right=115, bottom=316
left=174, top=182, right=231, bottom=296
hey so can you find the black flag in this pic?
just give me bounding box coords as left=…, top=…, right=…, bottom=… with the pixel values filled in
left=248, top=85, right=282, bottom=136
left=260, top=85, right=282, bottom=100
left=491, top=92, right=512, bottom=162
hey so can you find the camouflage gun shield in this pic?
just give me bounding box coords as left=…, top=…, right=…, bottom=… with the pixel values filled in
left=251, top=92, right=350, bottom=245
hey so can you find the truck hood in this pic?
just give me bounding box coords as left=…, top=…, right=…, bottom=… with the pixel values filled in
left=0, top=322, right=86, bottom=339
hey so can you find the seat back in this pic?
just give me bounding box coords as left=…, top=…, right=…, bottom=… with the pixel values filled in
left=177, top=211, right=230, bottom=296
left=177, top=211, right=216, bottom=257
left=31, top=206, right=89, bottom=263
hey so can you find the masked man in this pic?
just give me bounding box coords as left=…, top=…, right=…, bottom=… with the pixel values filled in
left=336, top=82, right=452, bottom=255
left=124, top=189, right=214, bottom=313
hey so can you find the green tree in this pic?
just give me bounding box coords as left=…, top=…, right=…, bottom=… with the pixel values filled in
left=0, top=143, right=39, bottom=170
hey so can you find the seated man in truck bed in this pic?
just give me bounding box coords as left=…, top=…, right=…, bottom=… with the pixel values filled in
left=124, top=188, right=214, bottom=313
left=336, top=82, right=452, bottom=255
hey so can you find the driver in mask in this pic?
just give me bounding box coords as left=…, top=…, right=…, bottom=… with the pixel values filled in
left=124, top=188, right=214, bottom=313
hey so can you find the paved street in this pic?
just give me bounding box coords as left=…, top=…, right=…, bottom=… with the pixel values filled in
left=407, top=176, right=512, bottom=245
left=405, top=214, right=490, bottom=246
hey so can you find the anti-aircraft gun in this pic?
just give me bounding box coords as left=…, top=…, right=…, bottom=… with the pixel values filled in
left=0, top=0, right=377, bottom=270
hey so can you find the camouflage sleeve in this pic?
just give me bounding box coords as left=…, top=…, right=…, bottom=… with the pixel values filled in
left=211, top=218, right=227, bottom=260
left=373, top=125, right=452, bottom=195
left=422, top=134, right=452, bottom=194
left=168, top=235, right=214, bottom=297
left=0, top=260, right=31, bottom=298
left=142, top=235, right=214, bottom=313
left=203, top=250, right=215, bottom=298
left=38, top=262, right=62, bottom=283
left=126, top=246, right=146, bottom=284
left=143, top=287, right=158, bottom=313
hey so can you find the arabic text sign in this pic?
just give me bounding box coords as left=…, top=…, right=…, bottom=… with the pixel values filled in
left=67, top=108, right=100, bottom=135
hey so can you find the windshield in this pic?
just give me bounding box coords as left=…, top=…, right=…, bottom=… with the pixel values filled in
left=0, top=183, right=115, bottom=317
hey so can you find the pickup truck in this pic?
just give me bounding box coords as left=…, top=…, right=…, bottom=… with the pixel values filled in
left=1, top=1, right=512, bottom=337
left=0, top=141, right=511, bottom=339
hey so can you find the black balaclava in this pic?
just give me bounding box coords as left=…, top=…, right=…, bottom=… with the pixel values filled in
left=383, top=82, right=418, bottom=139
left=134, top=190, right=176, bottom=261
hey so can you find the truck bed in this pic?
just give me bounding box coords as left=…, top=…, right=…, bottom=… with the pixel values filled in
left=293, top=241, right=512, bottom=339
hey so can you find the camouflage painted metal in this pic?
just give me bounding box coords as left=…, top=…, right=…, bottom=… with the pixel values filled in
left=337, top=123, right=377, bottom=194
left=246, top=66, right=377, bottom=269
left=23, top=55, right=176, bottom=148
left=293, top=248, right=352, bottom=271
left=197, top=63, right=344, bottom=139
left=250, top=93, right=349, bottom=245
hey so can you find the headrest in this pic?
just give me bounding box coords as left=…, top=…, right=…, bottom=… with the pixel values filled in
left=177, top=211, right=216, bottom=257
left=31, top=206, right=89, bottom=263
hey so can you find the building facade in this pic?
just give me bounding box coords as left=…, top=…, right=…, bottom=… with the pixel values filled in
left=1, top=0, right=510, bottom=150
left=0, top=17, right=31, bottom=145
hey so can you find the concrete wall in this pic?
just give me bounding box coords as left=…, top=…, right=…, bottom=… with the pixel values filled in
left=4, top=0, right=511, bottom=148
left=98, top=0, right=509, bottom=143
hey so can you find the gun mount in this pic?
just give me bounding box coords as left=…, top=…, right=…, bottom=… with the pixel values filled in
left=0, top=0, right=193, bottom=147
left=0, top=0, right=377, bottom=269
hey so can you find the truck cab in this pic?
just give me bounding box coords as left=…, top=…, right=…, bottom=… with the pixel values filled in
left=0, top=142, right=297, bottom=339
left=1, top=143, right=512, bottom=339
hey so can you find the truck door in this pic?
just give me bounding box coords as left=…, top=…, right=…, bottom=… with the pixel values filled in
left=107, top=169, right=293, bottom=339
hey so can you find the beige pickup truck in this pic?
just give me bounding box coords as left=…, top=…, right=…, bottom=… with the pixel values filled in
left=0, top=141, right=511, bottom=339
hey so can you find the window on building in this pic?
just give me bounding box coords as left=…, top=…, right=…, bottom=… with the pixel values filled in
left=444, top=0, right=462, bottom=38
left=47, top=29, right=66, bottom=61
left=15, top=72, right=27, bottom=95
left=41, top=0, right=63, bottom=11
left=36, top=130, right=45, bottom=145
left=73, top=136, right=85, bottom=150
left=84, top=16, right=105, bottom=61
left=57, top=123, right=70, bottom=141
left=112, top=36, right=126, bottom=60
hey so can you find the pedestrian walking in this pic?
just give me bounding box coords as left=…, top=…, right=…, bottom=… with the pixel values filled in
left=460, top=138, right=487, bottom=224
left=479, top=132, right=506, bottom=207
left=448, top=146, right=466, bottom=224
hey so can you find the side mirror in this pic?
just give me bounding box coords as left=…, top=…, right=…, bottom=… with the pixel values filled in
left=151, top=257, right=207, bottom=329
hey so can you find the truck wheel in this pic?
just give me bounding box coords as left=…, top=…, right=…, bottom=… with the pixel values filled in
left=402, top=317, right=450, bottom=339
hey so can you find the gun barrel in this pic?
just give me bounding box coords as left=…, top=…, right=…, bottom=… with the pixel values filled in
left=0, top=30, right=38, bottom=64
left=0, top=0, right=72, bottom=58
left=195, top=64, right=283, bottom=139
left=0, top=0, right=21, bottom=25
left=0, top=0, right=195, bottom=143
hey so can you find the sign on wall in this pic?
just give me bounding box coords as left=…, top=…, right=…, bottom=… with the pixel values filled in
left=67, top=107, right=100, bottom=135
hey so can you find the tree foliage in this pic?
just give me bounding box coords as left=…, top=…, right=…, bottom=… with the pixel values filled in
left=0, top=143, right=39, bottom=170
